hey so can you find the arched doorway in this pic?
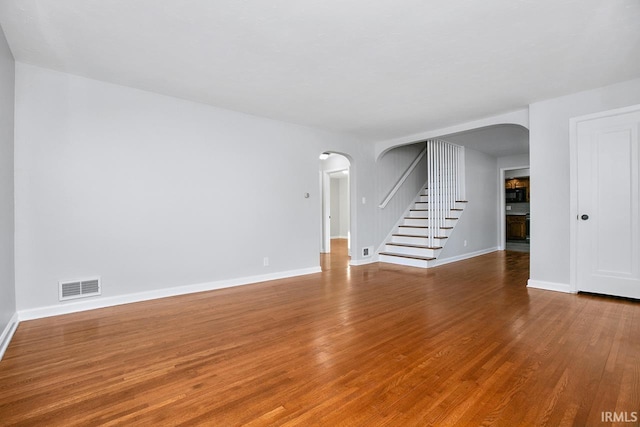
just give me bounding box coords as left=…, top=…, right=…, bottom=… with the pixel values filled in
left=319, top=152, right=351, bottom=270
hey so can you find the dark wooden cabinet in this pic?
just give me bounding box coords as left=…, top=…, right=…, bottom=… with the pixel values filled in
left=506, top=215, right=527, bottom=240
left=505, top=177, right=530, bottom=202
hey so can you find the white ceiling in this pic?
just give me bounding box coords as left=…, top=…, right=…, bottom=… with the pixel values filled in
left=0, top=0, right=638, bottom=143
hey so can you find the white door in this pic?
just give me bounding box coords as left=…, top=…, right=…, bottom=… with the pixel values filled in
left=574, top=105, right=640, bottom=299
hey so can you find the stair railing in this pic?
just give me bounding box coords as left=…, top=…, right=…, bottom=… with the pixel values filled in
left=426, top=139, right=465, bottom=248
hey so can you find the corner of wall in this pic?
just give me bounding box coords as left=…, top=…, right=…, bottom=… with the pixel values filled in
left=0, top=312, right=19, bottom=361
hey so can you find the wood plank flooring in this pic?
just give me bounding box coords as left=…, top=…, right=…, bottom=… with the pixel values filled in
left=1, top=246, right=639, bottom=426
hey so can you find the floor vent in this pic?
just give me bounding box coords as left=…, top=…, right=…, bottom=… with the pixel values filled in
left=59, top=277, right=101, bottom=301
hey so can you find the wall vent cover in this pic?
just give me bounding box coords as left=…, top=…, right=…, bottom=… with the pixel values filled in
left=59, top=277, right=101, bottom=301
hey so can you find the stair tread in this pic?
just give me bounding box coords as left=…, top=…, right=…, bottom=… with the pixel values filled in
left=400, top=223, right=454, bottom=230
left=386, top=243, right=443, bottom=250
left=379, top=252, right=436, bottom=261
left=392, top=234, right=448, bottom=239
left=404, top=217, right=459, bottom=221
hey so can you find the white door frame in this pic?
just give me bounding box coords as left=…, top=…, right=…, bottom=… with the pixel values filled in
left=321, top=166, right=351, bottom=254
left=321, top=169, right=332, bottom=254
left=499, top=165, right=530, bottom=250
left=569, top=103, right=640, bottom=293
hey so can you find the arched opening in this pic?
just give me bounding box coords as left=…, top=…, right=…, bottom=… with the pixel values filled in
left=439, top=124, right=530, bottom=253
left=319, top=152, right=351, bottom=271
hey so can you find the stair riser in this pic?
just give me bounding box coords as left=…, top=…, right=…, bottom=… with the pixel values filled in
left=403, top=218, right=428, bottom=227
left=397, top=226, right=428, bottom=236
left=420, top=191, right=458, bottom=196
left=408, top=210, right=462, bottom=220
left=391, top=235, right=430, bottom=246
left=416, top=198, right=467, bottom=209
left=403, top=217, right=457, bottom=227
left=398, top=226, right=452, bottom=238
left=384, top=245, right=439, bottom=257
left=379, top=254, right=431, bottom=268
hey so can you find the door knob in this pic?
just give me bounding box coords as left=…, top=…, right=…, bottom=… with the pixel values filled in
left=581, top=214, right=589, bottom=220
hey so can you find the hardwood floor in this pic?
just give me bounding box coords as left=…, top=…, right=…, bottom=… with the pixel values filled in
left=1, top=250, right=639, bottom=426
left=320, top=238, right=350, bottom=271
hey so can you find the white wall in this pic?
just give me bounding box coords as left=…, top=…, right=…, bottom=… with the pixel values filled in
left=0, top=25, right=16, bottom=350
left=505, top=168, right=530, bottom=178
left=438, top=147, right=499, bottom=260
left=330, top=177, right=341, bottom=237
left=330, top=175, right=349, bottom=238
left=339, top=177, right=349, bottom=238
left=529, top=78, right=640, bottom=288
left=374, top=142, right=426, bottom=249
left=13, top=61, right=640, bottom=317
left=14, top=63, right=361, bottom=314
left=497, top=153, right=530, bottom=171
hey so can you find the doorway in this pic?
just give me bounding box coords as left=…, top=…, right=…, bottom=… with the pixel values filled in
left=501, top=167, right=531, bottom=252
left=319, top=153, right=351, bottom=269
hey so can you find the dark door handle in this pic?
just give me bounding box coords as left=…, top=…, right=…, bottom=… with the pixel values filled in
left=581, top=214, right=589, bottom=220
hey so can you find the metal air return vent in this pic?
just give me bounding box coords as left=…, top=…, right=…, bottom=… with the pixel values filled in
left=59, top=277, right=101, bottom=301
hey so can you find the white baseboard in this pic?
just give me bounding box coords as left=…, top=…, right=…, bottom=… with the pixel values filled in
left=349, top=255, right=379, bottom=266
left=18, top=266, right=322, bottom=321
left=527, top=280, right=575, bottom=294
left=0, top=312, right=19, bottom=361
left=430, top=247, right=499, bottom=267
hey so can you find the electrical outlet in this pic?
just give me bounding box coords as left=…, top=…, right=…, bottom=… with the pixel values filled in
left=362, top=246, right=373, bottom=257
left=506, top=205, right=512, bottom=211
left=263, top=257, right=269, bottom=266
left=464, top=240, right=468, bottom=247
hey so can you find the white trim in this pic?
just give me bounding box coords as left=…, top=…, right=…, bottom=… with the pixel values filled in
left=321, top=164, right=352, bottom=255
left=321, top=170, right=331, bottom=253
left=569, top=103, right=640, bottom=293
left=430, top=247, right=499, bottom=267
left=527, top=280, right=574, bottom=294
left=349, top=255, right=379, bottom=266
left=18, top=267, right=321, bottom=321
left=0, top=312, right=20, bottom=361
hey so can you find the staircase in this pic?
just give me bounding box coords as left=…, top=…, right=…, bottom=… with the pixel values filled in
left=378, top=190, right=467, bottom=267
left=378, top=139, right=466, bottom=268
